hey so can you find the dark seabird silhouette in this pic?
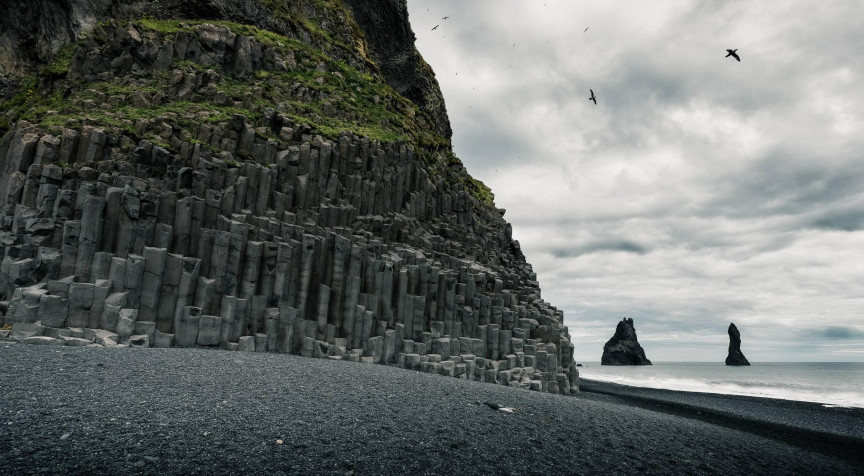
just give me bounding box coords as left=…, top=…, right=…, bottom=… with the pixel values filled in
left=442, top=16, right=449, bottom=20
left=589, top=89, right=597, bottom=105
left=584, top=27, right=589, bottom=32
left=431, top=25, right=439, bottom=31
left=726, top=49, right=740, bottom=61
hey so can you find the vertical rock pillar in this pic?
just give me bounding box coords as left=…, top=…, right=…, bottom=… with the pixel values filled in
left=139, top=247, right=167, bottom=323
left=74, top=195, right=104, bottom=282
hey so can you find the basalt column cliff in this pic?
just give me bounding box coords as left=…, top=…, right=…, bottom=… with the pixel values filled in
left=0, top=1, right=578, bottom=394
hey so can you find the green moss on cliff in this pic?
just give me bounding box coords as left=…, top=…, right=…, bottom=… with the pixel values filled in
left=467, top=177, right=495, bottom=207
left=0, top=76, right=45, bottom=136
left=39, top=43, right=76, bottom=78
left=259, top=0, right=363, bottom=52
left=0, top=14, right=494, bottom=207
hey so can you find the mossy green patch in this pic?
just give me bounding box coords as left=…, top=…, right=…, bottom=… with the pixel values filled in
left=467, top=177, right=495, bottom=207
left=0, top=76, right=51, bottom=136
left=258, top=0, right=362, bottom=53
left=39, top=43, right=77, bottom=78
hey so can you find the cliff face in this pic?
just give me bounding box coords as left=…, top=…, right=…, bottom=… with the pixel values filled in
left=0, top=0, right=129, bottom=76
left=601, top=318, right=652, bottom=366
left=342, top=0, right=451, bottom=139
left=0, top=1, right=577, bottom=394
left=0, top=0, right=451, bottom=140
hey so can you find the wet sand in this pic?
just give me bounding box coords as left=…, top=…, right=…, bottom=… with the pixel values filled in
left=580, top=379, right=864, bottom=466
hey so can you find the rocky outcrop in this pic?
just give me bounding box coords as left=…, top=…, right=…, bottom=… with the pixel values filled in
left=0, top=2, right=578, bottom=394
left=343, top=0, right=452, bottom=139
left=725, top=323, right=750, bottom=366
left=0, top=0, right=125, bottom=77
left=601, top=318, right=652, bottom=366
left=0, top=0, right=451, bottom=139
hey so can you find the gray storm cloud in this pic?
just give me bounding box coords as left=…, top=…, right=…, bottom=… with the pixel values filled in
left=408, top=0, right=864, bottom=362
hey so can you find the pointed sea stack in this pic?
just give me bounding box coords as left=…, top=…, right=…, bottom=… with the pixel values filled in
left=601, top=318, right=652, bottom=365
left=725, top=323, right=751, bottom=366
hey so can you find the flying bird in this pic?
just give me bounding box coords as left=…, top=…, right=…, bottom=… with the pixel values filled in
left=725, top=49, right=740, bottom=61
left=431, top=25, right=439, bottom=31
left=442, top=16, right=449, bottom=20
left=584, top=27, right=589, bottom=33
left=589, top=89, right=597, bottom=105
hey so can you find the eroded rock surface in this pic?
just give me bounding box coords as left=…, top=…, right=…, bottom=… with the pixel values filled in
left=725, top=322, right=750, bottom=366
left=601, top=318, right=652, bottom=366
left=0, top=0, right=451, bottom=140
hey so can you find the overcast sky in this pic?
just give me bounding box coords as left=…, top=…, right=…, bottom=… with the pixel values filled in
left=406, top=0, right=864, bottom=362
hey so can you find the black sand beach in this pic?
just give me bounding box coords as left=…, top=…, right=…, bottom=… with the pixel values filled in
left=1, top=343, right=862, bottom=475
left=581, top=379, right=864, bottom=464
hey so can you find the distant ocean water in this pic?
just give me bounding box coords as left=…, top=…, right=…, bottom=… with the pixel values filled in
left=577, top=362, right=864, bottom=409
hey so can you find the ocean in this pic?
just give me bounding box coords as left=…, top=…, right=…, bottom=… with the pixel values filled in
left=577, top=362, right=864, bottom=409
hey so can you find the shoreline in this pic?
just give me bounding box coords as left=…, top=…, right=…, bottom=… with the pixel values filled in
left=580, top=378, right=864, bottom=465
left=574, top=361, right=864, bottom=409
left=2, top=344, right=863, bottom=475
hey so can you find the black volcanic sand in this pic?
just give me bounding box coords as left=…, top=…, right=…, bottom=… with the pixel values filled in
left=1, top=344, right=862, bottom=475
left=581, top=379, right=864, bottom=459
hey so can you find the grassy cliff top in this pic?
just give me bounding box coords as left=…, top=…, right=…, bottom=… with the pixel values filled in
left=3, top=18, right=438, bottom=144
left=0, top=13, right=493, bottom=207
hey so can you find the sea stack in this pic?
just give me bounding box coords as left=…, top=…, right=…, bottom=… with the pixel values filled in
left=601, top=318, right=652, bottom=365
left=725, top=323, right=751, bottom=366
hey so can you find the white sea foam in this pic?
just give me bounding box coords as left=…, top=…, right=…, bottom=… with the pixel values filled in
left=578, top=362, right=864, bottom=409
